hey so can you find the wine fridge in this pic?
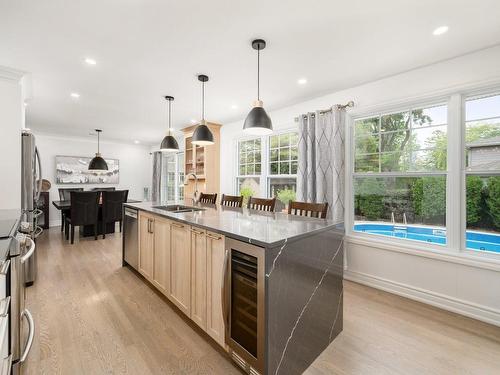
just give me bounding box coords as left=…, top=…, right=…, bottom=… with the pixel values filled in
left=223, top=238, right=265, bottom=375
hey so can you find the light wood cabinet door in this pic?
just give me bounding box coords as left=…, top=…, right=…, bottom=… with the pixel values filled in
left=169, top=221, right=191, bottom=316
left=152, top=217, right=171, bottom=294
left=138, top=212, right=154, bottom=280
left=190, top=227, right=207, bottom=330
left=206, top=231, right=226, bottom=347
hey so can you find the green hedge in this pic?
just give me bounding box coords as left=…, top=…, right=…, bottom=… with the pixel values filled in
left=354, top=176, right=500, bottom=231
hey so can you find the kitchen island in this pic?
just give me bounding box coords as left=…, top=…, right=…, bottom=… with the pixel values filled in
left=123, top=201, right=344, bottom=375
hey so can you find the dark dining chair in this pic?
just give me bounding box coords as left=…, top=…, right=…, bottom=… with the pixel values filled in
left=58, top=188, right=83, bottom=232
left=247, top=197, right=276, bottom=212
left=101, top=190, right=129, bottom=239
left=91, top=187, right=116, bottom=191
left=288, top=201, right=329, bottom=219
left=220, top=194, right=243, bottom=208
left=198, top=192, right=217, bottom=204
left=65, top=191, right=100, bottom=244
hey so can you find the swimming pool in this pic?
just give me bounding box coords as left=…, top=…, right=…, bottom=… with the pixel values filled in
left=353, top=223, right=500, bottom=253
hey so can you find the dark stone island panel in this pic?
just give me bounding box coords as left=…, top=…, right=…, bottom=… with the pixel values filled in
left=265, top=227, right=344, bottom=375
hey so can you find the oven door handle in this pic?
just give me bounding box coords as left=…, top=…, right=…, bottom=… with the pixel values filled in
left=221, top=248, right=230, bottom=336
left=21, top=237, right=36, bottom=264
left=20, top=309, right=35, bottom=363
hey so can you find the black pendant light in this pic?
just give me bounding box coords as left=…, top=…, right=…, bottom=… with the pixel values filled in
left=88, top=129, right=108, bottom=171
left=192, top=74, right=214, bottom=146
left=160, top=96, right=179, bottom=152
left=243, top=39, right=273, bottom=135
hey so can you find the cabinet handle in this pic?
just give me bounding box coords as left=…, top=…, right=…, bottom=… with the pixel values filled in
left=207, top=233, right=222, bottom=240
left=221, top=248, right=230, bottom=336
left=0, top=296, right=10, bottom=317
left=147, top=219, right=150, bottom=233
left=0, top=260, right=10, bottom=276
left=190, top=228, right=204, bottom=235
left=171, top=222, right=184, bottom=228
left=150, top=219, right=154, bottom=234
left=1, top=354, right=12, bottom=375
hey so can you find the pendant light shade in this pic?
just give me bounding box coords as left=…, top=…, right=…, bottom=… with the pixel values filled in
left=243, top=39, right=273, bottom=135
left=89, top=129, right=108, bottom=172
left=192, top=74, right=214, bottom=146
left=192, top=123, right=214, bottom=145
left=243, top=101, right=273, bottom=135
left=160, top=96, right=179, bottom=152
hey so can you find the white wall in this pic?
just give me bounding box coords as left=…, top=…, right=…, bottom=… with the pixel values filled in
left=220, top=45, right=500, bottom=326
left=0, top=67, right=25, bottom=210
left=35, top=133, right=152, bottom=227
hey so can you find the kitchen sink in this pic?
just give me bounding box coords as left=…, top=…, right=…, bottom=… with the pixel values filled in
left=152, top=205, right=205, bottom=213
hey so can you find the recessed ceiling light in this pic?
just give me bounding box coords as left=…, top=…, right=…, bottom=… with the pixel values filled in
left=190, top=119, right=197, bottom=124
left=85, top=57, right=97, bottom=65
left=70, top=92, right=80, bottom=98
left=134, top=140, right=140, bottom=144
left=231, top=104, right=238, bottom=109
left=23, top=102, right=28, bottom=107
left=433, top=26, right=449, bottom=36
left=298, top=78, right=307, bottom=85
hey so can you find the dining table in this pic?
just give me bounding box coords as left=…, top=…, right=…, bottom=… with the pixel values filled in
left=52, top=198, right=141, bottom=237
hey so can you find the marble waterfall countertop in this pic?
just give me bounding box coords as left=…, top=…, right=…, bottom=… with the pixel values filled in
left=124, top=201, right=342, bottom=247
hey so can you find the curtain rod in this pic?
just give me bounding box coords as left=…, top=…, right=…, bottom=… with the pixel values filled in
left=294, top=100, right=354, bottom=122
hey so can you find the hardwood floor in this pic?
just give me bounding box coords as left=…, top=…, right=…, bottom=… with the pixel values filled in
left=24, top=227, right=500, bottom=375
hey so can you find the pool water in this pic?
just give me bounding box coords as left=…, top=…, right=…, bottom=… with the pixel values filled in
left=353, top=223, right=500, bottom=254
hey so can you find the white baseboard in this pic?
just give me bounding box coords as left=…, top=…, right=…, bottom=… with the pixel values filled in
left=49, top=220, right=61, bottom=228
left=344, top=269, right=500, bottom=327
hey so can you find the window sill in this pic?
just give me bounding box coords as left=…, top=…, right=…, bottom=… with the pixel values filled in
left=345, top=233, right=500, bottom=273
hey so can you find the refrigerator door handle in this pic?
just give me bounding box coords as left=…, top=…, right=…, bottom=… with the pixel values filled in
left=21, top=238, right=35, bottom=264
left=35, top=147, right=42, bottom=203
left=19, top=309, right=35, bottom=363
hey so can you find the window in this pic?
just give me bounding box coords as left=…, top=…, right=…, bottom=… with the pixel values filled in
left=269, top=132, right=298, bottom=175
left=353, top=104, right=448, bottom=246
left=465, top=94, right=500, bottom=253
left=268, top=132, right=298, bottom=210
left=235, top=131, right=299, bottom=209
left=236, top=138, right=262, bottom=197
left=160, top=152, right=184, bottom=202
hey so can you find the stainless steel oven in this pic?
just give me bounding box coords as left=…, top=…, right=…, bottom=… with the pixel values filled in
left=223, top=238, right=265, bottom=375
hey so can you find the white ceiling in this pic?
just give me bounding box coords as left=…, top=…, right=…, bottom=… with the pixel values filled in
left=1, top=0, right=500, bottom=145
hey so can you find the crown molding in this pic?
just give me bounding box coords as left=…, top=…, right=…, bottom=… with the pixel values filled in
left=0, top=66, right=26, bottom=82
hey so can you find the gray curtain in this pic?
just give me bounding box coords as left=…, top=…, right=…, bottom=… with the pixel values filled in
left=151, top=151, right=162, bottom=203
left=297, top=107, right=345, bottom=221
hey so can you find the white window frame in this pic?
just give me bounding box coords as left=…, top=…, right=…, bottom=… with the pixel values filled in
left=235, top=135, right=266, bottom=198
left=350, top=100, right=450, bottom=251
left=266, top=128, right=299, bottom=197
left=160, top=151, right=184, bottom=203
left=347, top=85, right=500, bottom=262
left=233, top=126, right=298, bottom=199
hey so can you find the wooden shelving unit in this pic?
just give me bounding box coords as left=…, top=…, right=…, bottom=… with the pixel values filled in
left=182, top=122, right=221, bottom=201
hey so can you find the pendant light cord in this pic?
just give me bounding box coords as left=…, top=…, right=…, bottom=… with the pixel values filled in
left=168, top=99, right=172, bottom=135
left=201, top=80, right=205, bottom=121
left=97, top=131, right=100, bottom=154
left=257, top=48, right=260, bottom=101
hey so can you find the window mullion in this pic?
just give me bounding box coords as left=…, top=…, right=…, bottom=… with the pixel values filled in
left=447, top=94, right=463, bottom=252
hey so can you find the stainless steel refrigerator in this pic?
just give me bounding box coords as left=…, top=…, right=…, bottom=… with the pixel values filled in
left=21, top=129, right=43, bottom=286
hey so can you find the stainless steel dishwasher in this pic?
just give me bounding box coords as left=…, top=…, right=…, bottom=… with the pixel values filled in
left=123, top=207, right=138, bottom=270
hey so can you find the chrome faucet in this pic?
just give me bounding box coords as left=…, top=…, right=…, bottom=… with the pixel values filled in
left=184, top=173, right=199, bottom=204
